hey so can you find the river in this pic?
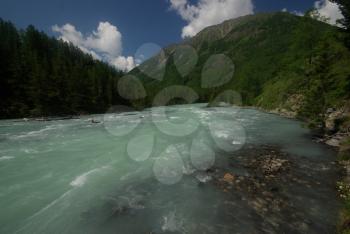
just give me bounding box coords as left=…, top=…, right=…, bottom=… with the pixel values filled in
left=0, top=104, right=340, bottom=233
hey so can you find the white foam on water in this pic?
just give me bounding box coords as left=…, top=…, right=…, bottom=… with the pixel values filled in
left=182, top=164, right=196, bottom=175
left=214, top=131, right=230, bottom=139
left=195, top=173, right=212, bottom=183
left=70, top=166, right=109, bottom=187
left=0, top=156, right=15, bottom=161
left=10, top=124, right=65, bottom=140
left=161, top=211, right=184, bottom=232
left=22, top=148, right=39, bottom=154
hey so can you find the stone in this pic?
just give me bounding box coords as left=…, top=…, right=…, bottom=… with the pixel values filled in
left=223, top=173, right=235, bottom=183
left=326, top=138, right=341, bottom=147
left=325, top=110, right=343, bottom=132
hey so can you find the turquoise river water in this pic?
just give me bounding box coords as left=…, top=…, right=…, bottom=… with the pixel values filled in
left=0, top=104, right=340, bottom=233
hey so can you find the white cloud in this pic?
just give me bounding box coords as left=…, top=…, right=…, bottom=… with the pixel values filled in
left=169, top=0, right=254, bottom=38
left=292, top=10, right=304, bottom=17
left=52, top=22, right=135, bottom=71
left=314, top=0, right=344, bottom=25
left=280, top=7, right=304, bottom=16
left=111, top=56, right=136, bottom=72
left=52, top=24, right=83, bottom=46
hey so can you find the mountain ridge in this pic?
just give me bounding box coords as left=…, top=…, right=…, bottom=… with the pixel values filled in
left=129, top=12, right=350, bottom=129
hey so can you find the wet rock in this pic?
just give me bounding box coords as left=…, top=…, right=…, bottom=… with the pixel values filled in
left=223, top=173, right=235, bottom=184
left=210, top=144, right=339, bottom=232
left=326, top=137, right=342, bottom=147
left=325, top=110, right=343, bottom=132
left=244, top=152, right=290, bottom=177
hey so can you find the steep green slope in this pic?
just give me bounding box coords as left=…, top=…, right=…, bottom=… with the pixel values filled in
left=129, top=12, right=350, bottom=126
left=0, top=19, right=124, bottom=119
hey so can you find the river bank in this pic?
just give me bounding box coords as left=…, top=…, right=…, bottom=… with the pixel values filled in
left=260, top=104, right=350, bottom=233
left=207, top=144, right=340, bottom=233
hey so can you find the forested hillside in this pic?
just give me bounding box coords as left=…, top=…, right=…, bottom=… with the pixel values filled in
left=0, top=19, right=124, bottom=119
left=130, top=12, right=350, bottom=127
left=1, top=12, right=350, bottom=125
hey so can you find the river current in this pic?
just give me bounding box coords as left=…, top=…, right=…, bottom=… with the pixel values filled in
left=0, top=104, right=339, bottom=233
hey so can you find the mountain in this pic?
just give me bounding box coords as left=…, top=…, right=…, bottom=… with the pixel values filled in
left=1, top=12, right=349, bottom=126
left=0, top=19, right=125, bottom=119
left=129, top=12, right=350, bottom=128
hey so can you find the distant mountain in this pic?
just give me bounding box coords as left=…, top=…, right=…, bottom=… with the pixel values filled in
left=129, top=12, right=350, bottom=127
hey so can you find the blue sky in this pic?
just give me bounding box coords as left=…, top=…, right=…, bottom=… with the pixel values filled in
left=0, top=0, right=323, bottom=70
left=0, top=0, right=316, bottom=54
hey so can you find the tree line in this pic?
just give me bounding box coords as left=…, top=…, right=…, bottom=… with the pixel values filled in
left=0, top=18, right=125, bottom=119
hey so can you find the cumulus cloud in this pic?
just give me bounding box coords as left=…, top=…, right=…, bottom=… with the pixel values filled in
left=111, top=56, right=136, bottom=72
left=314, top=0, right=344, bottom=25
left=169, top=0, right=254, bottom=38
left=52, top=22, right=135, bottom=71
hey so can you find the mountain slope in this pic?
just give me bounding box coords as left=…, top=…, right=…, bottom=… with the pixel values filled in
left=129, top=12, right=350, bottom=126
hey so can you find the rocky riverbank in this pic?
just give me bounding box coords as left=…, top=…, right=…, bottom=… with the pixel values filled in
left=258, top=99, right=350, bottom=148
left=207, top=144, right=340, bottom=233
left=258, top=101, right=350, bottom=233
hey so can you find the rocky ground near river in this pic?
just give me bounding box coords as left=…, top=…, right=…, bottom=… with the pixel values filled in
left=206, top=144, right=341, bottom=233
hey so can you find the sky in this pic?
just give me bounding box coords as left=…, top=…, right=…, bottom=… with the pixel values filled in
left=0, top=0, right=343, bottom=70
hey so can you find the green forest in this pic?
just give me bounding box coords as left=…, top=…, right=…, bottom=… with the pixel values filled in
left=0, top=19, right=124, bottom=119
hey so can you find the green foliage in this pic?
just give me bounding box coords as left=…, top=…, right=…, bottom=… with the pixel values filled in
left=130, top=13, right=350, bottom=127
left=0, top=19, right=124, bottom=118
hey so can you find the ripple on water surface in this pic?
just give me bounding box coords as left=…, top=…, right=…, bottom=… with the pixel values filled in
left=0, top=104, right=340, bottom=233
